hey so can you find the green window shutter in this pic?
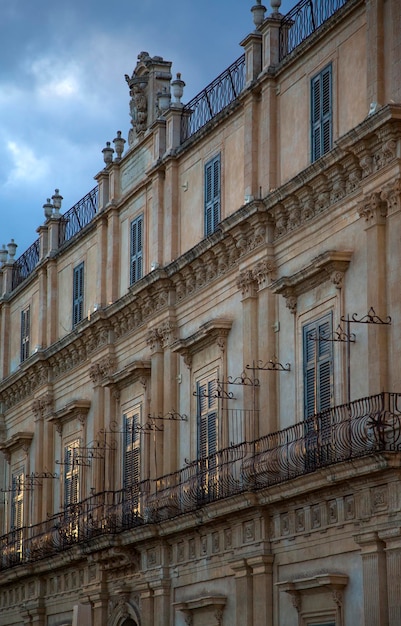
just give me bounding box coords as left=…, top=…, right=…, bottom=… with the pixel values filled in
left=311, top=64, right=332, bottom=162
left=204, top=155, right=221, bottom=237
left=123, top=410, right=141, bottom=491
left=73, top=262, right=84, bottom=327
left=11, top=472, right=24, bottom=530
left=64, top=440, right=80, bottom=507
left=20, top=306, right=30, bottom=362
left=303, top=313, right=333, bottom=418
left=197, top=376, right=218, bottom=460
left=130, top=214, right=143, bottom=285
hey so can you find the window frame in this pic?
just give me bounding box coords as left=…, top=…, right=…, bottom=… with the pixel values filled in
left=20, top=305, right=30, bottom=363
left=196, top=371, right=219, bottom=500
left=72, top=262, right=84, bottom=327
left=303, top=312, right=334, bottom=419
left=311, top=63, right=333, bottom=162
left=204, top=153, right=221, bottom=237
left=130, top=214, right=144, bottom=286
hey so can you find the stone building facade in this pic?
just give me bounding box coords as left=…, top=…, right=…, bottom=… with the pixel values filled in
left=1, top=0, right=401, bottom=624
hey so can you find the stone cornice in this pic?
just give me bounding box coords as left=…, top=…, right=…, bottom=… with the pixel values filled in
left=0, top=431, right=34, bottom=462
left=48, top=399, right=91, bottom=435
left=172, top=318, right=233, bottom=369
left=102, top=360, right=151, bottom=390
left=271, top=250, right=352, bottom=313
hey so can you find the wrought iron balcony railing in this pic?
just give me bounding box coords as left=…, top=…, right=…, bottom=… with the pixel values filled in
left=58, top=185, right=98, bottom=247
left=181, top=54, right=246, bottom=143
left=279, top=0, right=349, bottom=61
left=11, top=238, right=40, bottom=291
left=1, top=392, right=400, bottom=571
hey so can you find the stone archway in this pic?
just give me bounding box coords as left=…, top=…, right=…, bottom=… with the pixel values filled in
left=121, top=620, right=137, bottom=626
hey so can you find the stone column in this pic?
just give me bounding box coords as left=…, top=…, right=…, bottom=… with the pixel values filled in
left=159, top=321, right=178, bottom=476
left=89, top=361, right=107, bottom=494
left=37, top=266, right=47, bottom=350
left=355, top=532, right=388, bottom=626
left=254, top=257, right=277, bottom=435
left=366, top=0, right=385, bottom=107
left=248, top=555, right=274, bottom=626
left=241, top=31, right=262, bottom=87
left=147, top=329, right=164, bottom=480
left=0, top=301, right=10, bottom=379
left=357, top=193, right=388, bottom=395
left=140, top=585, right=154, bottom=626
left=95, top=215, right=108, bottom=309
left=91, top=592, right=109, bottom=626
left=242, top=90, right=261, bottom=204
left=237, top=270, right=259, bottom=441
left=163, top=160, right=179, bottom=265
left=380, top=528, right=401, bottom=626
left=151, top=580, right=171, bottom=626
left=381, top=179, right=401, bottom=390
left=95, top=169, right=110, bottom=212
left=150, top=169, right=165, bottom=269
left=46, top=259, right=58, bottom=346
left=106, top=207, right=120, bottom=305
left=231, top=560, right=253, bottom=626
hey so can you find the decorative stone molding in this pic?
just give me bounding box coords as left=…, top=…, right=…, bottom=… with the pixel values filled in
left=0, top=431, right=34, bottom=463
left=381, top=177, right=401, bottom=215
left=102, top=360, right=151, bottom=392
left=174, top=596, right=226, bottom=626
left=357, top=191, right=388, bottom=225
left=271, top=250, right=353, bottom=313
left=277, top=574, right=348, bottom=618
left=47, top=399, right=91, bottom=435
left=236, top=269, right=258, bottom=297
left=89, top=356, right=117, bottom=385
left=172, top=318, right=233, bottom=368
left=32, top=393, right=54, bottom=420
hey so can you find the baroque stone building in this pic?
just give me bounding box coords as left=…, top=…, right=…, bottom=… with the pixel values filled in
left=1, top=0, right=401, bottom=624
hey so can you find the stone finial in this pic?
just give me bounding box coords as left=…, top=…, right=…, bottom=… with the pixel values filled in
left=0, top=244, right=8, bottom=265
left=52, top=189, right=63, bottom=216
left=102, top=141, right=114, bottom=165
left=171, top=73, right=185, bottom=105
left=271, top=0, right=281, bottom=14
left=43, top=198, right=53, bottom=219
left=252, top=0, right=266, bottom=28
left=7, top=239, right=17, bottom=262
left=113, top=131, right=126, bottom=161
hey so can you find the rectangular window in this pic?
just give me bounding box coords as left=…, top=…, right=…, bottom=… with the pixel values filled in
left=204, top=154, right=221, bottom=237
left=130, top=214, right=143, bottom=285
left=20, top=306, right=30, bottom=362
left=197, top=373, right=218, bottom=500
left=64, top=439, right=80, bottom=508
left=311, top=64, right=332, bottom=162
left=10, top=471, right=24, bottom=562
left=73, top=262, right=84, bottom=327
left=123, top=408, right=141, bottom=491
left=303, top=313, right=333, bottom=418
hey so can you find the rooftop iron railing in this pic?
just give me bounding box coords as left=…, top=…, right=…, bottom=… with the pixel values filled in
left=58, top=185, right=98, bottom=247
left=180, top=54, right=246, bottom=142
left=279, top=0, right=349, bottom=61
left=11, top=238, right=40, bottom=291
left=1, top=392, right=400, bottom=571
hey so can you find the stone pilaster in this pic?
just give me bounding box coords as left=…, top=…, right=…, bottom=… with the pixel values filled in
left=357, top=191, right=389, bottom=394
left=379, top=528, right=401, bottom=626
left=248, top=555, right=274, bottom=626
left=231, top=560, right=253, bottom=626
left=366, top=0, right=385, bottom=108
left=46, top=259, right=58, bottom=346
left=355, top=532, right=388, bottom=626
left=106, top=207, right=120, bottom=305
left=147, top=328, right=164, bottom=479
left=237, top=270, right=259, bottom=441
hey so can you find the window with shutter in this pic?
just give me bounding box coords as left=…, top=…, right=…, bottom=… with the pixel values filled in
left=204, top=154, right=221, bottom=237
left=20, top=306, right=30, bottom=362
left=197, top=373, right=219, bottom=500
left=10, top=471, right=24, bottom=561
left=311, top=64, right=332, bottom=162
left=72, top=262, right=84, bottom=327
left=130, top=214, right=143, bottom=285
left=64, top=440, right=80, bottom=508
left=123, top=407, right=141, bottom=520
left=303, top=313, right=333, bottom=418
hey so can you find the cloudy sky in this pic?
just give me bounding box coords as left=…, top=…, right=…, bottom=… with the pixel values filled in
left=0, top=0, right=295, bottom=257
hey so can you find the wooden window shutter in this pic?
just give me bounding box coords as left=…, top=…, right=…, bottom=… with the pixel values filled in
left=311, top=64, right=332, bottom=162
left=73, top=263, right=84, bottom=327
left=20, top=306, right=30, bottom=362
left=204, top=154, right=221, bottom=236
left=303, top=313, right=333, bottom=418
left=130, top=215, right=143, bottom=285
left=123, top=410, right=141, bottom=491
